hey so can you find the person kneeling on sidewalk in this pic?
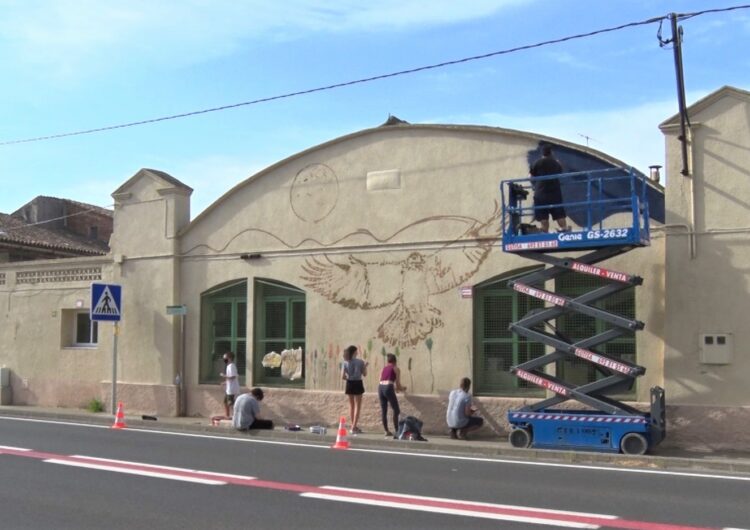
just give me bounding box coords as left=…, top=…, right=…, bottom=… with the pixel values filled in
left=446, top=377, right=483, bottom=440
left=233, top=388, right=274, bottom=431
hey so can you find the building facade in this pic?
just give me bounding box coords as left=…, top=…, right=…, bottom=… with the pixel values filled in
left=1, top=86, right=748, bottom=451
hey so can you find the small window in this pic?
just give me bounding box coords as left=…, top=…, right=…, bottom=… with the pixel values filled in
left=75, top=312, right=98, bottom=345
left=705, top=336, right=714, bottom=345
left=717, top=336, right=726, bottom=345
left=62, top=309, right=98, bottom=347
left=89, top=226, right=99, bottom=240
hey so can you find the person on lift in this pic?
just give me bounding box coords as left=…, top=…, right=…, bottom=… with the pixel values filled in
left=530, top=144, right=570, bottom=233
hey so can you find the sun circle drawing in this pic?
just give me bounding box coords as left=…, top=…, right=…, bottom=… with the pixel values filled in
left=290, top=163, right=339, bottom=223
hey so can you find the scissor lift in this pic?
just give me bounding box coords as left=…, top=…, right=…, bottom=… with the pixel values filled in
left=500, top=168, right=666, bottom=455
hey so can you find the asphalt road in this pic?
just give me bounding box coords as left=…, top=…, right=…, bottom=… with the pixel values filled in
left=0, top=416, right=747, bottom=529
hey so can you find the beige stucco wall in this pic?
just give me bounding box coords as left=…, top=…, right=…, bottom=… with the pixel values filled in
left=0, top=258, right=114, bottom=408
left=662, top=89, right=750, bottom=407
left=4, top=108, right=749, bottom=450
left=176, top=124, right=665, bottom=421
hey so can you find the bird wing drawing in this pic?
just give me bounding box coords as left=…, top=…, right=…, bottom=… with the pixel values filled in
left=425, top=201, right=501, bottom=294
left=301, top=254, right=403, bottom=310
left=300, top=203, right=501, bottom=348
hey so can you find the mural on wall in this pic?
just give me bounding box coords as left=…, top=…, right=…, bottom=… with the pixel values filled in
left=290, top=163, right=339, bottom=223
left=301, top=204, right=501, bottom=348
left=261, top=348, right=303, bottom=380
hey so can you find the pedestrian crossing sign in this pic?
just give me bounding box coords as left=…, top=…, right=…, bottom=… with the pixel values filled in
left=90, top=283, right=122, bottom=322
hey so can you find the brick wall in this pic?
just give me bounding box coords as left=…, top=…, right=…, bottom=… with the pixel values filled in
left=64, top=204, right=113, bottom=243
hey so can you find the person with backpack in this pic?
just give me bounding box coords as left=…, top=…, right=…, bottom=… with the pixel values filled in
left=446, top=377, right=483, bottom=440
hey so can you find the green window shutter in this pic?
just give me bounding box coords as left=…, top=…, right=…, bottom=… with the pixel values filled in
left=474, top=270, right=545, bottom=396
left=200, top=281, right=248, bottom=384
left=254, top=279, right=306, bottom=387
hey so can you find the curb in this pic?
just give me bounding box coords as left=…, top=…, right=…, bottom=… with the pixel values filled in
left=2, top=408, right=750, bottom=475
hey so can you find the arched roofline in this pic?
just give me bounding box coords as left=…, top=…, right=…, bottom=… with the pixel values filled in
left=181, top=123, right=642, bottom=236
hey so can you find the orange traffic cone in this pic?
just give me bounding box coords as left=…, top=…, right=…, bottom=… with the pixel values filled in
left=331, top=416, right=350, bottom=450
left=112, top=402, right=127, bottom=429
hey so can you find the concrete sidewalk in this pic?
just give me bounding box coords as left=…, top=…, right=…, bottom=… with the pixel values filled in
left=2, top=405, right=750, bottom=475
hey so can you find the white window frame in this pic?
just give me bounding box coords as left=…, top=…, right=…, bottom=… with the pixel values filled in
left=73, top=310, right=98, bottom=347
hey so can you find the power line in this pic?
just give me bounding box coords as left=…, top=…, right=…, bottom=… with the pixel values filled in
left=0, top=203, right=115, bottom=234
left=676, top=4, right=750, bottom=20
left=1, top=4, right=748, bottom=147
left=0, top=14, right=666, bottom=146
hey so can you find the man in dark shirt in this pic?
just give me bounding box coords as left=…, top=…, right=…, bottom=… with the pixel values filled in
left=530, top=145, right=569, bottom=232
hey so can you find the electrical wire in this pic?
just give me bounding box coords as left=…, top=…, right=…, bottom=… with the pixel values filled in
left=3, top=5, right=748, bottom=147
left=0, top=203, right=114, bottom=234
left=676, top=4, right=750, bottom=21
left=4, top=5, right=749, bottom=148
left=1, top=14, right=669, bottom=147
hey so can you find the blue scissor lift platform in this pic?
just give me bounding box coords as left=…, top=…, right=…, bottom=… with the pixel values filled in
left=500, top=168, right=666, bottom=455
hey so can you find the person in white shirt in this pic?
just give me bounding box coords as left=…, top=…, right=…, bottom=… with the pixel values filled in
left=221, top=351, right=241, bottom=416
left=211, top=351, right=241, bottom=426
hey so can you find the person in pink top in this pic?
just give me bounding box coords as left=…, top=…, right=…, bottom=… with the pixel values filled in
left=378, top=353, right=406, bottom=437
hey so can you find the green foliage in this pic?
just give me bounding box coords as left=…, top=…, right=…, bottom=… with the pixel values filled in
left=86, top=397, right=105, bottom=413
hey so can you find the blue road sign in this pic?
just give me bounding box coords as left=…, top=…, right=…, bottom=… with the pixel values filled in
left=90, top=283, right=122, bottom=322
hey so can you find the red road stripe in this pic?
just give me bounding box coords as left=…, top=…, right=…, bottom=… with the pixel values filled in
left=0, top=446, right=730, bottom=530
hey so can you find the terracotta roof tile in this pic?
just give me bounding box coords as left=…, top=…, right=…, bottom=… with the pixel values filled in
left=0, top=213, right=109, bottom=255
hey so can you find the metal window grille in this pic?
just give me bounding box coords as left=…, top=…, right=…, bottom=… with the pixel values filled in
left=254, top=280, right=306, bottom=387
left=200, top=281, right=248, bottom=384
left=474, top=272, right=545, bottom=396
left=555, top=272, right=636, bottom=395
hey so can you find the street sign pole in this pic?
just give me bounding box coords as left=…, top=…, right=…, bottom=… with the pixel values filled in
left=91, top=282, right=123, bottom=415
left=166, top=305, right=188, bottom=416
left=112, top=322, right=119, bottom=415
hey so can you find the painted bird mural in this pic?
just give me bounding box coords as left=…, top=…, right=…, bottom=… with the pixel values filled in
left=301, top=204, right=500, bottom=348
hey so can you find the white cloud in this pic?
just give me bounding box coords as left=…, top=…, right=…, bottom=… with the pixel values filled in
left=167, top=155, right=272, bottom=218
left=52, top=174, right=121, bottom=210
left=0, top=0, right=531, bottom=80
left=546, top=51, right=599, bottom=70
left=430, top=89, right=711, bottom=181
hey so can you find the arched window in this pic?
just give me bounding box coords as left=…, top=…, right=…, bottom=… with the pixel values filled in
left=253, top=279, right=306, bottom=387
left=200, top=280, right=247, bottom=385
left=473, top=268, right=545, bottom=396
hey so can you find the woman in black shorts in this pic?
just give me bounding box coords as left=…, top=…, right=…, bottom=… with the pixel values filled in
left=341, top=345, right=368, bottom=434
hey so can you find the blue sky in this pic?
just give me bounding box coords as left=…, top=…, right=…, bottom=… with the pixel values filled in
left=1, top=0, right=748, bottom=217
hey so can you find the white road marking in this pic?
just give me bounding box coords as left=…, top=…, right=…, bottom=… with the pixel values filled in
left=301, top=492, right=599, bottom=528
left=2, top=442, right=744, bottom=530
left=319, top=485, right=618, bottom=519
left=2, top=415, right=749, bottom=482
left=69, top=455, right=257, bottom=480
left=0, top=445, right=32, bottom=451
left=44, top=458, right=226, bottom=485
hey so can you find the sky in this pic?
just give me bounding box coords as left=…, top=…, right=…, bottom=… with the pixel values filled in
left=1, top=0, right=748, bottom=218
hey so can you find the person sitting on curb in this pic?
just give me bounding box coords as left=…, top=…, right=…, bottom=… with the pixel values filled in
left=232, top=387, right=274, bottom=431
left=446, top=377, right=483, bottom=440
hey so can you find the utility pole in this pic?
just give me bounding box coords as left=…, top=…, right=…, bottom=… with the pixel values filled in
left=670, top=12, right=691, bottom=176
